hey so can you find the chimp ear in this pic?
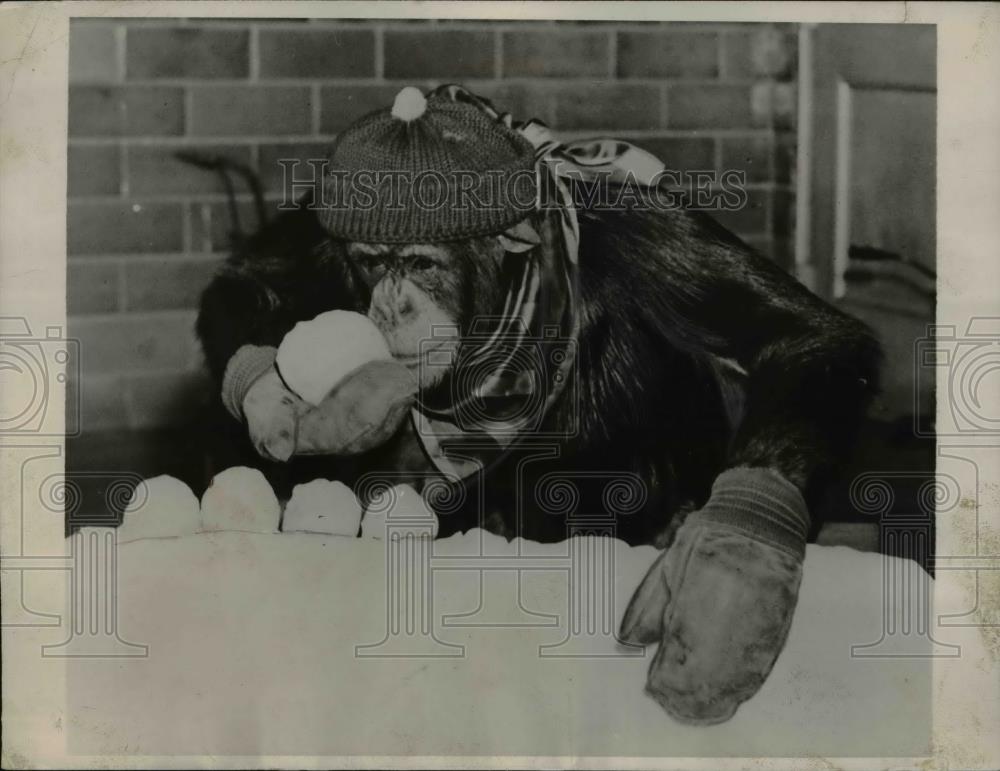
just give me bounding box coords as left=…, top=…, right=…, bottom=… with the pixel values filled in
left=497, top=220, right=541, bottom=254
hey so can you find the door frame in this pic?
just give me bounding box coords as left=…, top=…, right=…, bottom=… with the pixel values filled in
left=794, top=23, right=937, bottom=301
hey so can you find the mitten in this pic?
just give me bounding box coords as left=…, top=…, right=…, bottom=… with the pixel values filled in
left=223, top=345, right=305, bottom=462
left=221, top=312, right=420, bottom=461
left=276, top=310, right=418, bottom=455
left=221, top=344, right=279, bottom=422
left=619, top=467, right=807, bottom=725
left=296, top=359, right=418, bottom=456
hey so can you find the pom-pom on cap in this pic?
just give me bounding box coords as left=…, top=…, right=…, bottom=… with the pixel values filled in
left=391, top=86, right=427, bottom=122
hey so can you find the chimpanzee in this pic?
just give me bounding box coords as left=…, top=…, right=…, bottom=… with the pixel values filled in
left=196, top=85, right=880, bottom=725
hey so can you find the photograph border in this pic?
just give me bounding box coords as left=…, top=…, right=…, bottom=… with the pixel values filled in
left=2, top=2, right=998, bottom=769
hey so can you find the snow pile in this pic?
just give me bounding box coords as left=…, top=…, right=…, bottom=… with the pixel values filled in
left=360, top=482, right=439, bottom=539
left=282, top=479, right=362, bottom=536
left=200, top=466, right=281, bottom=534
left=120, top=475, right=201, bottom=544
left=74, top=531, right=935, bottom=758
left=97, top=471, right=938, bottom=758
left=116, top=469, right=439, bottom=543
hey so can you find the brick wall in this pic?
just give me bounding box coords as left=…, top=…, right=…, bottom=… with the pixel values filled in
left=67, top=18, right=798, bottom=432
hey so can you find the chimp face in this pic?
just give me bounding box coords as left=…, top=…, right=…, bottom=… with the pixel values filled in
left=346, top=236, right=505, bottom=389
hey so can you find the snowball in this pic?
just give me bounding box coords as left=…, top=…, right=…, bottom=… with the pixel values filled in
left=201, top=467, right=280, bottom=534
left=282, top=479, right=362, bottom=537
left=119, top=475, right=201, bottom=543
left=361, top=483, right=439, bottom=540
left=276, top=310, right=392, bottom=406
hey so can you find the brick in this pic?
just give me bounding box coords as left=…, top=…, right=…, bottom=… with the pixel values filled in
left=451, top=19, right=548, bottom=27
left=72, top=312, right=198, bottom=378
left=384, top=29, right=495, bottom=79
left=258, top=142, right=331, bottom=197
left=617, top=31, right=718, bottom=79
left=308, top=18, right=389, bottom=26
left=68, top=261, right=120, bottom=314
left=775, top=132, right=795, bottom=185
left=771, top=188, right=793, bottom=241
left=183, top=18, right=293, bottom=24
left=123, top=256, right=224, bottom=311
left=118, top=19, right=183, bottom=27
left=127, top=369, right=213, bottom=429
left=69, top=86, right=184, bottom=137
left=68, top=201, right=183, bottom=256
left=503, top=30, right=609, bottom=78
left=190, top=199, right=275, bottom=253
left=721, top=32, right=753, bottom=79
left=473, top=82, right=556, bottom=126
left=189, top=86, right=313, bottom=136
left=750, top=82, right=772, bottom=126
left=555, top=85, right=660, bottom=131
left=68, top=145, right=121, bottom=196
left=722, top=27, right=795, bottom=80
left=319, top=85, right=400, bottom=133
left=623, top=136, right=716, bottom=175
left=719, top=135, right=773, bottom=182
left=65, top=373, right=128, bottom=432
left=749, top=81, right=795, bottom=130
left=711, top=187, right=768, bottom=236
left=667, top=83, right=754, bottom=129
left=259, top=29, right=375, bottom=78
left=773, top=82, right=796, bottom=130
left=69, top=24, right=119, bottom=83
left=126, top=28, right=249, bottom=79
left=128, top=144, right=254, bottom=196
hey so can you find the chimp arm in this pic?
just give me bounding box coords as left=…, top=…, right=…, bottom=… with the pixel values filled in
left=577, top=201, right=882, bottom=504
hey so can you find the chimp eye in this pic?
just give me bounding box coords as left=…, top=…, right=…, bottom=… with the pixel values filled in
left=411, top=256, right=437, bottom=272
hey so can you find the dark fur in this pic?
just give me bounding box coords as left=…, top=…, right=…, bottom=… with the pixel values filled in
left=197, top=189, right=881, bottom=546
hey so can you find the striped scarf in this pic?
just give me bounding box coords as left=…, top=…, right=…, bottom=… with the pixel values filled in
left=414, top=84, right=665, bottom=481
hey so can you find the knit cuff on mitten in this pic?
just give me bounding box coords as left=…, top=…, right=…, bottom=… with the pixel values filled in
left=221, top=344, right=278, bottom=421
left=688, top=467, right=810, bottom=559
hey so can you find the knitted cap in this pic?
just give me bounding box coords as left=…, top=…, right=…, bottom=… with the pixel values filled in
left=320, top=86, right=538, bottom=243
